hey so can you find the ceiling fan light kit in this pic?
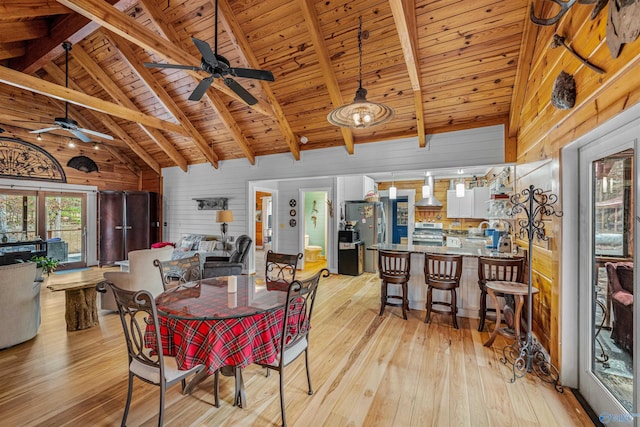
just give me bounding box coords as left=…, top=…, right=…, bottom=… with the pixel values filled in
left=328, top=17, right=393, bottom=129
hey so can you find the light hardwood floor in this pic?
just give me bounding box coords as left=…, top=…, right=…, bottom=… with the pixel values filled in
left=0, top=267, right=593, bottom=426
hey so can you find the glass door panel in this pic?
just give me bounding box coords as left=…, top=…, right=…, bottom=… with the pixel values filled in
left=0, top=193, right=36, bottom=242
left=44, top=194, right=85, bottom=267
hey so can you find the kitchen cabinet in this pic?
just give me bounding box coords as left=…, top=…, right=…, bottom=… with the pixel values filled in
left=98, top=191, right=159, bottom=266
left=447, top=189, right=473, bottom=218
left=341, top=175, right=375, bottom=201
left=446, top=187, right=491, bottom=219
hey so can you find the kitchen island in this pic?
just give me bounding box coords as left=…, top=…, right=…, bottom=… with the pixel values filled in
left=368, top=243, right=525, bottom=319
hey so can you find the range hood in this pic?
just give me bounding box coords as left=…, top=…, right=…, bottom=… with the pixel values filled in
left=415, top=175, right=443, bottom=207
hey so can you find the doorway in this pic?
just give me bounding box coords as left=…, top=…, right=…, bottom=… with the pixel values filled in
left=391, top=197, right=408, bottom=244
left=300, top=189, right=330, bottom=273
left=577, top=122, right=637, bottom=422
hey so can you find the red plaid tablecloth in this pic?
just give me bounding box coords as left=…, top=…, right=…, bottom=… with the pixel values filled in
left=146, top=308, right=285, bottom=374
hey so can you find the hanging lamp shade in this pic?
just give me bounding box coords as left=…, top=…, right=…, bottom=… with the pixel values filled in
left=327, top=17, right=393, bottom=128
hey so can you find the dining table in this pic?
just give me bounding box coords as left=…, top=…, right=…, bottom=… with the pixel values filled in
left=144, top=275, right=289, bottom=408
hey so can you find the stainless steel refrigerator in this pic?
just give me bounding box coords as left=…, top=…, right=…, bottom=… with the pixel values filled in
left=344, top=201, right=386, bottom=272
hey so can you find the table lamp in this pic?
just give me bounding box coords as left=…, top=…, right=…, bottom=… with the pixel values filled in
left=216, top=210, right=234, bottom=242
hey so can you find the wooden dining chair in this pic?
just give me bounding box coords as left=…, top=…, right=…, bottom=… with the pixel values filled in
left=477, top=256, right=525, bottom=331
left=97, top=281, right=204, bottom=427
left=265, top=250, right=303, bottom=289
left=257, top=268, right=330, bottom=427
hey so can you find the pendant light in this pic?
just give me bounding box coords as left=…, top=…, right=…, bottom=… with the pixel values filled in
left=389, top=173, right=397, bottom=200
left=422, top=172, right=432, bottom=198
left=327, top=17, right=394, bottom=128
left=456, top=169, right=465, bottom=198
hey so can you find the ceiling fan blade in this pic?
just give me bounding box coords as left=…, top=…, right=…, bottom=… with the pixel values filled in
left=188, top=77, right=214, bottom=101
left=30, top=127, right=59, bottom=134
left=144, top=62, right=201, bottom=71
left=230, top=68, right=274, bottom=82
left=70, top=129, right=92, bottom=143
left=224, top=78, right=257, bottom=105
left=191, top=37, right=218, bottom=67
left=78, top=127, right=114, bottom=141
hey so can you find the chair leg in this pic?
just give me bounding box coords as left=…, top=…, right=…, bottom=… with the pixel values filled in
left=213, top=369, right=220, bottom=408
left=122, top=373, right=134, bottom=427
left=451, top=289, right=459, bottom=329
left=379, top=281, right=387, bottom=316
left=401, top=281, right=408, bottom=320
left=424, top=286, right=433, bottom=323
left=304, top=349, right=313, bottom=395
left=478, top=287, right=487, bottom=331
left=158, top=382, right=166, bottom=427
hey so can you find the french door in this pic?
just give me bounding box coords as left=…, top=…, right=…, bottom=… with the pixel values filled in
left=579, top=128, right=637, bottom=425
left=0, top=189, right=86, bottom=269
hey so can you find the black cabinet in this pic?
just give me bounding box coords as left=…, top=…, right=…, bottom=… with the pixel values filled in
left=98, top=191, right=159, bottom=266
left=338, top=241, right=364, bottom=276
left=0, top=240, right=47, bottom=265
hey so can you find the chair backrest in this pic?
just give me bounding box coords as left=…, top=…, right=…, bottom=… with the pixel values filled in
left=266, top=250, right=303, bottom=284
left=154, top=253, right=201, bottom=290
left=99, top=281, right=166, bottom=380
left=606, top=261, right=634, bottom=294
left=478, top=256, right=525, bottom=287
left=278, top=268, right=330, bottom=363
left=424, top=253, right=462, bottom=284
left=229, top=235, right=252, bottom=264
left=378, top=250, right=411, bottom=283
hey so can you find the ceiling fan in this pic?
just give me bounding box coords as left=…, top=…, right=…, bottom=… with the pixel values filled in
left=30, top=42, right=113, bottom=143
left=143, top=0, right=274, bottom=105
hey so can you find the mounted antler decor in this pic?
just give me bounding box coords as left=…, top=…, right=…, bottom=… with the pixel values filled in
left=550, top=34, right=605, bottom=74
left=502, top=185, right=564, bottom=392
left=551, top=71, right=576, bottom=109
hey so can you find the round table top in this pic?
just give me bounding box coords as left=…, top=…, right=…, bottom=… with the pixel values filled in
left=486, top=280, right=539, bottom=296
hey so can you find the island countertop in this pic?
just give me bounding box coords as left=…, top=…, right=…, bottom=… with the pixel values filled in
left=368, top=243, right=524, bottom=259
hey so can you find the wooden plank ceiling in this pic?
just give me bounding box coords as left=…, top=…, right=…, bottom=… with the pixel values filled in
left=0, top=0, right=529, bottom=173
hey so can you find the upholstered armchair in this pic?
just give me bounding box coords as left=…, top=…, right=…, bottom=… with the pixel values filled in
left=606, top=261, right=634, bottom=355
left=0, top=262, right=40, bottom=349
left=203, top=235, right=252, bottom=278
left=101, top=246, right=174, bottom=311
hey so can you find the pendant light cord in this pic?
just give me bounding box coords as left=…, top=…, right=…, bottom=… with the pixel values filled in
left=64, top=42, right=71, bottom=119
left=358, top=16, right=363, bottom=90
left=214, top=0, right=219, bottom=54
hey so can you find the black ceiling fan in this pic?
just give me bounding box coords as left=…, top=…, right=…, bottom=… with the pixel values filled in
left=30, top=42, right=114, bottom=143
left=143, top=0, right=274, bottom=105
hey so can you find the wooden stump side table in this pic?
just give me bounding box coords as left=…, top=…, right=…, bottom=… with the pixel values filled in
left=483, top=280, right=539, bottom=348
left=47, top=280, right=102, bottom=331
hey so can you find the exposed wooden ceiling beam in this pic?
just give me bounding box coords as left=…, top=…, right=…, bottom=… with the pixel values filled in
left=11, top=0, right=137, bottom=74
left=0, top=64, right=188, bottom=137
left=0, top=42, right=25, bottom=61
left=0, top=1, right=71, bottom=19
left=389, top=0, right=425, bottom=148
left=0, top=20, right=48, bottom=44
left=70, top=44, right=188, bottom=171
left=58, top=0, right=274, bottom=117
left=218, top=0, right=300, bottom=160
left=43, top=62, right=157, bottom=174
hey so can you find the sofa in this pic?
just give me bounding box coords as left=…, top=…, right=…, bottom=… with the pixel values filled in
left=0, top=262, right=40, bottom=349
left=101, top=246, right=174, bottom=311
left=606, top=261, right=634, bottom=355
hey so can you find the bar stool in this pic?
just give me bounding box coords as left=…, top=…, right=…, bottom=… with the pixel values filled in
left=477, top=256, right=525, bottom=332
left=378, top=250, right=411, bottom=320
left=424, top=253, right=462, bottom=328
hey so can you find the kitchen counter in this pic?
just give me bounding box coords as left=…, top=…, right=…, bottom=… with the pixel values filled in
left=367, top=243, right=525, bottom=319
left=368, top=243, right=523, bottom=259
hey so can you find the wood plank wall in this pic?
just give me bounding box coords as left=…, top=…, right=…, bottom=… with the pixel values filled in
left=515, top=3, right=640, bottom=368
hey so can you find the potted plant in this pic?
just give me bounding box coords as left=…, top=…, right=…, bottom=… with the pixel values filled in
left=31, top=255, right=59, bottom=280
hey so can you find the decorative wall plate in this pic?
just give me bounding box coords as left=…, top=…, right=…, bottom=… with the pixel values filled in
left=289, top=199, right=297, bottom=207
left=289, top=209, right=296, bottom=217
left=289, top=219, right=297, bottom=227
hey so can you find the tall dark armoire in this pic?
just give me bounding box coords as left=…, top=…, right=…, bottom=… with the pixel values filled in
left=98, top=191, right=159, bottom=266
